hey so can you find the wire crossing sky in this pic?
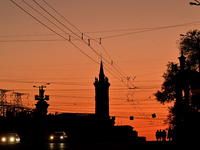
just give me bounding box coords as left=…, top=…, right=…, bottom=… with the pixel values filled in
left=0, top=0, right=199, bottom=140
left=10, top=0, right=137, bottom=90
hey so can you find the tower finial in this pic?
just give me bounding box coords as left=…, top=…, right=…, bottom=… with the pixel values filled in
left=94, top=60, right=110, bottom=118
left=179, top=50, right=186, bottom=70
left=100, top=61, right=104, bottom=74
left=99, top=61, right=105, bottom=81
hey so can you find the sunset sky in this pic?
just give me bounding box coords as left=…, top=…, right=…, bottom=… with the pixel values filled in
left=0, top=0, right=200, bottom=141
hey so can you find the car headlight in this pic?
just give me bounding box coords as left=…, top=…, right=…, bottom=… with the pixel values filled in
left=16, top=138, right=20, bottom=142
left=2, top=137, right=6, bottom=142
left=50, top=136, right=54, bottom=140
left=10, top=137, right=14, bottom=142
left=60, top=136, right=63, bottom=139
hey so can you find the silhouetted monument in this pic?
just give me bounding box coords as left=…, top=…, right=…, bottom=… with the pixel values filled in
left=94, top=61, right=111, bottom=126
left=34, top=84, right=50, bottom=142
left=35, top=85, right=49, bottom=117
left=174, top=51, right=190, bottom=141
left=0, top=62, right=145, bottom=143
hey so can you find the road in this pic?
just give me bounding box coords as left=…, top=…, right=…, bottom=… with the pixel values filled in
left=0, top=141, right=184, bottom=150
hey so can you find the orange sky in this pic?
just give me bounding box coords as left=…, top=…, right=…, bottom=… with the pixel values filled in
left=0, top=0, right=200, bottom=141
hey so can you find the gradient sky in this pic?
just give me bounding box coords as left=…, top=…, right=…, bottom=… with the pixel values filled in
left=0, top=0, right=199, bottom=141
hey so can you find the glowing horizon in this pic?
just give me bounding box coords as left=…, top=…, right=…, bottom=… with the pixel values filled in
left=0, top=0, right=198, bottom=141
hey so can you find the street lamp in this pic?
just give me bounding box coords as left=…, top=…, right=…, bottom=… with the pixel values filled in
left=33, top=83, right=50, bottom=89
left=33, top=83, right=50, bottom=101
left=189, top=0, right=200, bottom=5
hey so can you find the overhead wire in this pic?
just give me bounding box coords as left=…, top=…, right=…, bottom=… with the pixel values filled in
left=10, top=0, right=99, bottom=66
left=42, top=0, right=82, bottom=35
left=100, top=44, right=133, bottom=85
left=34, top=0, right=98, bottom=45
left=10, top=0, right=124, bottom=89
left=1, top=20, right=200, bottom=39
left=33, top=0, right=81, bottom=40
left=0, top=39, right=65, bottom=42
left=42, top=0, right=100, bottom=44
left=9, top=0, right=68, bottom=41
left=22, top=0, right=81, bottom=42
left=10, top=0, right=167, bottom=123
left=100, top=20, right=200, bottom=39
left=127, top=100, right=156, bottom=125
left=30, top=0, right=135, bottom=88
left=2, top=2, right=199, bottom=87
left=33, top=0, right=103, bottom=62
left=38, top=0, right=131, bottom=80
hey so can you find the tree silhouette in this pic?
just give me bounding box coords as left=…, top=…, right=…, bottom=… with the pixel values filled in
left=154, top=62, right=178, bottom=104
left=155, top=29, right=200, bottom=141
left=179, top=29, right=200, bottom=71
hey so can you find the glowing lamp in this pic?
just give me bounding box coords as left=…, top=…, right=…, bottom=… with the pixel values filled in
left=2, top=137, right=6, bottom=142
left=16, top=138, right=20, bottom=142
left=10, top=137, right=14, bottom=142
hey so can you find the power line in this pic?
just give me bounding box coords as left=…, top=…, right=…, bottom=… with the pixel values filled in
left=3, top=0, right=197, bottom=90
left=136, top=71, right=164, bottom=77
left=11, top=0, right=136, bottom=89
left=32, top=0, right=135, bottom=86
left=10, top=0, right=68, bottom=41
left=100, top=44, right=132, bottom=82
left=100, top=20, right=200, bottom=39
left=5, top=0, right=169, bottom=122
left=33, top=0, right=105, bottom=62
left=33, top=0, right=81, bottom=40
left=2, top=20, right=200, bottom=40
left=0, top=39, right=64, bottom=42
left=10, top=0, right=162, bottom=122
left=0, top=4, right=181, bottom=90
left=22, top=0, right=81, bottom=42
left=10, top=0, right=99, bottom=66
left=42, top=0, right=100, bottom=44
left=42, top=0, right=82, bottom=35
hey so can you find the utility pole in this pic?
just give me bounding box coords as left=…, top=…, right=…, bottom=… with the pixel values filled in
left=13, top=92, right=29, bottom=107
left=0, top=89, right=13, bottom=117
left=33, top=83, right=50, bottom=116
left=33, top=83, right=50, bottom=142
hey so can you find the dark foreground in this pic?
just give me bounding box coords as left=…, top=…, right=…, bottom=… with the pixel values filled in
left=0, top=141, right=193, bottom=150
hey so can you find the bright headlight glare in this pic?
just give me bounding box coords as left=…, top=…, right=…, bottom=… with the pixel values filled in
left=16, top=138, right=20, bottom=142
left=2, top=137, right=6, bottom=142
left=50, top=136, right=54, bottom=139
left=10, top=137, right=14, bottom=142
left=60, top=136, right=63, bottom=139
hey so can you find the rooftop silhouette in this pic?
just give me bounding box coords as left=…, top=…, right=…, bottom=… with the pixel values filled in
left=0, top=61, right=145, bottom=143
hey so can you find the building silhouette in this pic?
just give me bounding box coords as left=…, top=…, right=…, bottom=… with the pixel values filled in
left=94, top=61, right=110, bottom=118
left=47, top=61, right=115, bottom=142
left=0, top=61, right=145, bottom=143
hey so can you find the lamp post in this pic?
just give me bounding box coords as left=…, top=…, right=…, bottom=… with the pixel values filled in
left=33, top=83, right=50, bottom=142
left=33, top=83, right=50, bottom=102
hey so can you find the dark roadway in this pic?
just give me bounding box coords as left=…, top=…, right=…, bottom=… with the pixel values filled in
left=0, top=141, right=186, bottom=150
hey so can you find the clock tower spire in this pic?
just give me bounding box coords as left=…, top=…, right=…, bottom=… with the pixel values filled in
left=94, top=61, right=110, bottom=118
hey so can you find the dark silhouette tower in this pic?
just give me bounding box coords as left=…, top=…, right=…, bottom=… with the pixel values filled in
left=94, top=61, right=110, bottom=119
left=34, top=83, right=50, bottom=142
left=174, top=51, right=190, bottom=141
left=35, top=85, right=49, bottom=117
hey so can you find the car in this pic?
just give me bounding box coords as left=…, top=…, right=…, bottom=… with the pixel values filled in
left=1, top=133, right=20, bottom=144
left=49, top=131, right=67, bottom=142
